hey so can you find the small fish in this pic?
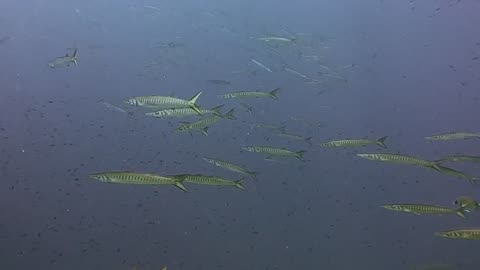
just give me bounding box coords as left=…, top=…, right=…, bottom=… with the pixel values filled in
left=357, top=153, right=441, bottom=171
left=254, top=36, right=296, bottom=43
left=175, top=109, right=235, bottom=136
left=435, top=228, right=480, bottom=240
left=453, top=196, right=480, bottom=211
left=48, top=48, right=78, bottom=68
left=382, top=204, right=466, bottom=218
left=173, top=174, right=245, bottom=190
left=425, top=132, right=480, bottom=141
left=242, top=146, right=306, bottom=161
left=146, top=105, right=224, bottom=118
left=251, top=58, right=273, bottom=72
left=89, top=172, right=187, bottom=192
left=206, top=79, right=231, bottom=85
left=276, top=129, right=313, bottom=145
left=319, top=136, right=388, bottom=148
left=435, top=155, right=480, bottom=164
left=101, top=102, right=126, bottom=113
left=219, top=88, right=279, bottom=100
left=203, top=157, right=259, bottom=178
left=125, top=91, right=203, bottom=114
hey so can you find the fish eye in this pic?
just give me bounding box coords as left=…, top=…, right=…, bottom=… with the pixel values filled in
left=453, top=200, right=458, bottom=205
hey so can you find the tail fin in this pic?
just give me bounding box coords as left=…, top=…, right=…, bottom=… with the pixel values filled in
left=188, top=91, right=203, bottom=115
left=210, top=105, right=224, bottom=116
left=269, top=88, right=280, bottom=100
left=224, top=109, right=236, bottom=120
left=174, top=182, right=188, bottom=192
left=234, top=179, right=246, bottom=191
left=248, top=171, right=260, bottom=179
left=376, top=136, right=388, bottom=148
left=469, top=177, right=480, bottom=185
left=72, top=48, right=78, bottom=65
left=296, top=150, right=306, bottom=161
left=305, top=137, right=313, bottom=145
left=201, top=127, right=209, bottom=136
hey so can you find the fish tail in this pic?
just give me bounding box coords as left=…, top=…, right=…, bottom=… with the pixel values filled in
left=305, top=137, right=313, bottom=145
left=210, top=105, right=225, bottom=116
left=224, top=108, right=236, bottom=120
left=189, top=91, right=203, bottom=115
left=72, top=48, right=78, bottom=65
left=296, top=150, right=306, bottom=161
left=376, top=136, right=388, bottom=148
left=248, top=171, right=260, bottom=179
left=235, top=179, right=246, bottom=191
left=269, top=88, right=280, bottom=100
left=201, top=127, right=209, bottom=136
left=174, top=182, right=188, bottom=192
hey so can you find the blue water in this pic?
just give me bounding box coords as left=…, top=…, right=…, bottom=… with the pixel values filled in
left=1, top=0, right=480, bottom=269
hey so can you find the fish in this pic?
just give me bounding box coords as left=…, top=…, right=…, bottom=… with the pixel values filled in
left=357, top=153, right=441, bottom=171
left=435, top=228, right=480, bottom=240
left=242, top=146, right=306, bottom=161
left=172, top=174, right=245, bottom=190
left=453, top=196, right=480, bottom=211
left=175, top=109, right=235, bottom=136
left=88, top=172, right=188, bottom=192
left=434, top=165, right=480, bottom=184
left=206, top=79, right=231, bottom=85
left=124, top=91, right=203, bottom=114
left=203, top=157, right=259, bottom=178
left=435, top=155, right=480, bottom=164
left=254, top=36, right=296, bottom=43
left=100, top=102, right=127, bottom=113
left=382, top=204, right=466, bottom=218
left=48, top=48, right=78, bottom=68
left=276, top=129, right=313, bottom=145
left=283, top=67, right=319, bottom=83
left=425, top=132, right=480, bottom=141
left=253, top=123, right=285, bottom=133
left=219, top=88, right=279, bottom=100
left=319, top=136, right=388, bottom=148
left=251, top=58, right=273, bottom=72
left=146, top=105, right=224, bottom=118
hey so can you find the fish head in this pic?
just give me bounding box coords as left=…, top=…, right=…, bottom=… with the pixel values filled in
left=124, top=98, right=137, bottom=106
left=382, top=204, right=402, bottom=211
left=88, top=173, right=109, bottom=182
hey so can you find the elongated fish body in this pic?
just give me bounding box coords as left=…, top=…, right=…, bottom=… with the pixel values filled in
left=435, top=228, right=480, bottom=240
left=243, top=146, right=306, bottom=161
left=435, top=165, right=480, bottom=183
left=250, top=59, right=273, bottom=72
left=435, top=155, right=480, bottom=164
left=175, top=109, right=235, bottom=135
left=254, top=123, right=284, bottom=133
left=88, top=172, right=187, bottom=192
left=173, top=174, right=245, bottom=190
left=146, top=105, right=223, bottom=118
left=382, top=204, right=465, bottom=218
left=276, top=132, right=312, bottom=145
left=125, top=91, right=203, bottom=115
left=425, top=132, right=480, bottom=141
left=219, top=88, right=279, bottom=100
left=48, top=48, right=78, bottom=68
left=203, top=157, right=258, bottom=177
left=357, top=153, right=440, bottom=170
left=255, top=37, right=295, bottom=43
left=320, top=136, right=388, bottom=148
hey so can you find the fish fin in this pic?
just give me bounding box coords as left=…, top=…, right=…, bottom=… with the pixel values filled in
left=305, top=137, right=313, bottom=145
left=191, top=104, right=203, bottom=115
left=188, top=90, right=203, bottom=105
left=235, top=179, right=246, bottom=191
left=201, top=127, right=209, bottom=136
left=210, top=105, right=224, bottom=116
left=469, top=177, right=480, bottom=184
left=72, top=48, right=78, bottom=58
left=296, top=150, right=306, bottom=161
left=376, top=136, right=388, bottom=148
left=174, top=182, right=188, bottom=192
left=248, top=171, right=260, bottom=179
left=269, top=88, right=280, bottom=100
left=432, top=163, right=442, bottom=172
left=456, top=208, right=467, bottom=219
left=224, top=109, right=236, bottom=120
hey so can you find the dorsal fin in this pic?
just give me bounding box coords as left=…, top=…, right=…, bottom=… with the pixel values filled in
left=65, top=53, right=69, bottom=57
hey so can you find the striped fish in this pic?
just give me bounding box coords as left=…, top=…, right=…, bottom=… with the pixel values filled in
left=175, top=109, right=235, bottom=136
left=382, top=203, right=465, bottom=219
left=319, top=136, right=388, bottom=148
left=219, top=88, right=279, bottom=100
left=146, top=105, right=224, bottom=118
left=89, top=171, right=187, bottom=192
left=125, top=91, right=203, bottom=114
left=357, top=153, right=441, bottom=171
left=203, top=157, right=259, bottom=178
left=242, top=146, right=306, bottom=161
left=172, top=174, right=245, bottom=190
